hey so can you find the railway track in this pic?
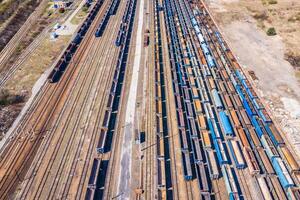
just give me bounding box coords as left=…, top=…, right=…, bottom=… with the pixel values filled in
left=0, top=0, right=50, bottom=72
left=16, top=0, right=126, bottom=199
left=1, top=0, right=300, bottom=199
left=0, top=26, right=50, bottom=88
left=0, top=0, right=113, bottom=198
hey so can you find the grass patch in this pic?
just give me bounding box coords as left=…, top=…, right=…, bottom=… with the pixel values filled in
left=71, top=7, right=88, bottom=25
left=266, top=27, right=276, bottom=36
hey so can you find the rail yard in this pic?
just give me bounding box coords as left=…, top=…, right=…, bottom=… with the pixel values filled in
left=0, top=0, right=300, bottom=199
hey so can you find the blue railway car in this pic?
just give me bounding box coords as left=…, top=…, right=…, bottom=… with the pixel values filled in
left=197, top=33, right=205, bottom=44
left=221, top=166, right=239, bottom=200
left=272, top=157, right=294, bottom=188
left=207, top=55, right=216, bottom=68
left=201, top=43, right=209, bottom=55
left=264, top=124, right=285, bottom=147
left=243, top=99, right=253, bottom=117
left=253, top=99, right=263, bottom=110
left=251, top=117, right=263, bottom=138
left=208, top=119, right=218, bottom=140
left=258, top=110, right=272, bottom=123
left=211, top=89, right=223, bottom=109
left=194, top=25, right=200, bottom=34
left=260, top=135, right=278, bottom=161
left=235, top=85, right=244, bottom=100
left=219, top=111, right=234, bottom=136
left=214, top=139, right=229, bottom=165
left=235, top=69, right=245, bottom=81
left=191, top=18, right=197, bottom=26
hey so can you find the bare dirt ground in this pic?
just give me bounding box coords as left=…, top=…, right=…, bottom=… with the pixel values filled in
left=204, top=0, right=300, bottom=158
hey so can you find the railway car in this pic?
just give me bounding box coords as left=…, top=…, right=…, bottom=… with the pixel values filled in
left=197, top=32, right=205, bottom=44
left=193, top=137, right=203, bottom=163
left=88, top=158, right=101, bottom=188
left=206, top=55, right=216, bottom=68
left=260, top=135, right=279, bottom=161
left=189, top=118, right=198, bottom=138
left=235, top=69, right=245, bottom=81
left=214, top=139, right=229, bottom=165
left=180, top=129, right=189, bottom=151
left=236, top=128, right=250, bottom=148
left=197, top=162, right=210, bottom=193
left=206, top=150, right=219, bottom=179
left=197, top=114, right=207, bottom=130
left=201, top=130, right=211, bottom=148
left=272, top=157, right=294, bottom=188
left=257, top=177, right=273, bottom=200
left=177, top=109, right=185, bottom=128
left=194, top=99, right=202, bottom=114
left=109, top=0, right=120, bottom=15
left=186, top=102, right=194, bottom=118
left=280, top=146, right=300, bottom=173
left=243, top=147, right=260, bottom=175
left=182, top=151, right=193, bottom=180
left=218, top=81, right=226, bottom=93
left=204, top=103, right=215, bottom=120
left=102, top=110, right=111, bottom=128
left=228, top=140, right=245, bottom=169
left=201, top=43, right=210, bottom=55
left=251, top=117, right=263, bottom=138
left=48, top=69, right=62, bottom=83
left=194, top=25, right=201, bottom=34
left=106, top=93, right=114, bottom=109
left=219, top=111, right=234, bottom=136
left=215, top=31, right=227, bottom=51
left=191, top=87, right=199, bottom=99
left=85, top=188, right=95, bottom=200
left=211, top=89, right=223, bottom=109
left=229, top=110, right=240, bottom=127
left=253, top=99, right=263, bottom=111
left=287, top=188, right=300, bottom=200
left=257, top=148, right=275, bottom=175
left=258, top=109, right=272, bottom=123
left=191, top=17, right=197, bottom=26
left=264, top=124, right=285, bottom=147
left=227, top=82, right=236, bottom=94
left=224, top=95, right=233, bottom=109
left=248, top=128, right=261, bottom=148
left=221, top=165, right=240, bottom=200
left=240, top=109, right=251, bottom=125
left=208, top=118, right=221, bottom=140
left=96, top=129, right=107, bottom=154
left=269, top=175, right=288, bottom=199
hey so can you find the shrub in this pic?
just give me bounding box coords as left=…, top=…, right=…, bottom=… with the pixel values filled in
left=82, top=5, right=88, bottom=13
left=58, top=7, right=65, bottom=13
left=269, top=0, right=277, bottom=4
left=266, top=27, right=276, bottom=36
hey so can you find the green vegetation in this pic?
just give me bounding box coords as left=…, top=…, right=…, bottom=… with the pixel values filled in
left=0, top=89, right=24, bottom=106
left=58, top=7, right=65, bottom=13
left=269, top=0, right=277, bottom=4
left=82, top=5, right=89, bottom=13
left=266, top=27, right=276, bottom=36
left=261, top=0, right=277, bottom=5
